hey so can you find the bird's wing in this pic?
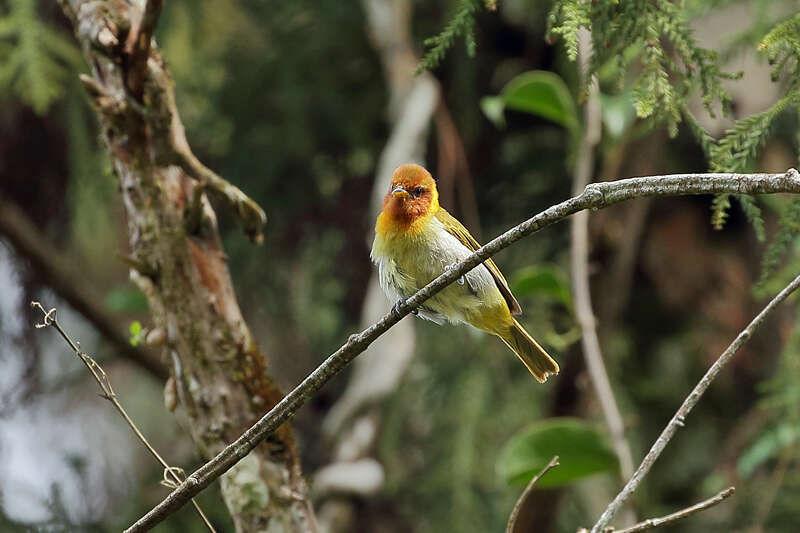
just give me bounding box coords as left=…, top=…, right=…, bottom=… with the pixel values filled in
left=435, top=207, right=522, bottom=315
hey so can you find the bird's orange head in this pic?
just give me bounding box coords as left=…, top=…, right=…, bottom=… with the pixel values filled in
left=378, top=164, right=440, bottom=234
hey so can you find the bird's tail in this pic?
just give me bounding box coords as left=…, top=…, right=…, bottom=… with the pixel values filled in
left=499, top=319, right=559, bottom=383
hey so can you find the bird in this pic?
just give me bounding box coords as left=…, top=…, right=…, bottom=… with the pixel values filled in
left=370, top=163, right=559, bottom=382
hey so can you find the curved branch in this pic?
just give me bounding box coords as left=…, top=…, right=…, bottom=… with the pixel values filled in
left=125, top=168, right=800, bottom=532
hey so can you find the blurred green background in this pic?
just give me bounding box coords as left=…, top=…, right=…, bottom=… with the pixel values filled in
left=1, top=0, right=800, bottom=531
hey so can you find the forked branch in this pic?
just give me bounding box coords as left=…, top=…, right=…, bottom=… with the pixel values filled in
left=589, top=271, right=800, bottom=532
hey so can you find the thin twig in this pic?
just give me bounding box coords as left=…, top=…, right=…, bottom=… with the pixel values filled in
left=126, top=169, right=800, bottom=533
left=30, top=302, right=216, bottom=533
left=590, top=272, right=800, bottom=532
left=506, top=456, right=560, bottom=533
left=608, top=487, right=735, bottom=533
left=571, top=27, right=636, bottom=486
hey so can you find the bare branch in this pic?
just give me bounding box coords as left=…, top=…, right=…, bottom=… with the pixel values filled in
left=0, top=194, right=167, bottom=380
left=506, top=456, right=560, bottom=533
left=145, top=58, right=268, bottom=244
left=30, top=302, right=215, bottom=532
left=126, top=168, right=800, bottom=532
left=608, top=487, right=736, bottom=533
left=590, top=271, right=800, bottom=532
left=58, top=0, right=268, bottom=244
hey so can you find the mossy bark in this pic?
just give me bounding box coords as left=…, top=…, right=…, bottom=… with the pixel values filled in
left=57, top=1, right=316, bottom=531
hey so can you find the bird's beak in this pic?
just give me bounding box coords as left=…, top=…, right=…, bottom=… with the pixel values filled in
left=391, top=185, right=409, bottom=199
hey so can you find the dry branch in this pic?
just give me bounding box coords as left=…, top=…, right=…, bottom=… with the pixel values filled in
left=589, top=272, right=800, bottom=532
left=30, top=302, right=215, bottom=532
left=506, top=456, right=560, bottom=533
left=127, top=169, right=800, bottom=532
left=608, top=487, right=735, bottom=533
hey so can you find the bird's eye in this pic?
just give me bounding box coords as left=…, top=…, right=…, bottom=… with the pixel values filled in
left=413, top=187, right=424, bottom=196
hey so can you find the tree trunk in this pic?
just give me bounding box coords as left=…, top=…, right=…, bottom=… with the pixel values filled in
left=56, top=1, right=317, bottom=531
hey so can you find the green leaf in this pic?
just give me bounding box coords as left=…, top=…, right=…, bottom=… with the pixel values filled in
left=497, top=417, right=618, bottom=488
left=0, top=0, right=80, bottom=113
left=500, top=71, right=578, bottom=131
left=511, top=265, right=571, bottom=307
left=129, top=320, right=143, bottom=346
left=482, top=71, right=578, bottom=132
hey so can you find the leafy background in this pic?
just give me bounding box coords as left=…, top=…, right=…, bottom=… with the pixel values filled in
left=1, top=0, right=800, bottom=532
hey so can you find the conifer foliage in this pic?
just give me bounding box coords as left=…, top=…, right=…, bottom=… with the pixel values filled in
left=0, top=0, right=81, bottom=114
left=545, top=2, right=800, bottom=283
left=418, top=0, right=493, bottom=72
left=708, top=13, right=800, bottom=278
left=421, top=1, right=800, bottom=284
left=548, top=0, right=739, bottom=136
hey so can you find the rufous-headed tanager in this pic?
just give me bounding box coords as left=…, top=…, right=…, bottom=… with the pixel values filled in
left=371, top=164, right=559, bottom=382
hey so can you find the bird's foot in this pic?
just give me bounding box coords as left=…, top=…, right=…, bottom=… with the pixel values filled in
left=392, top=298, right=418, bottom=316
left=444, top=263, right=466, bottom=285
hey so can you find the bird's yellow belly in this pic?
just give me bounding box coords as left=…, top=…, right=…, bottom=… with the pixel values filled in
left=372, top=220, right=511, bottom=333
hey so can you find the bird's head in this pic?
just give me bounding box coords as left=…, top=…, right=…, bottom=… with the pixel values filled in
left=381, top=164, right=439, bottom=229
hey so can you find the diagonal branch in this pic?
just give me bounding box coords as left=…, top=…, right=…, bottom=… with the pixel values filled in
left=59, top=0, right=267, bottom=244
left=609, top=487, right=735, bottom=533
left=125, top=168, right=800, bottom=532
left=30, top=302, right=215, bottom=532
left=506, top=456, right=560, bottom=533
left=589, top=272, right=800, bottom=533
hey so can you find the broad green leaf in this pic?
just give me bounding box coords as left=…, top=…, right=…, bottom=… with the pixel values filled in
left=497, top=417, right=618, bottom=488
left=500, top=71, right=578, bottom=131
left=511, top=265, right=571, bottom=307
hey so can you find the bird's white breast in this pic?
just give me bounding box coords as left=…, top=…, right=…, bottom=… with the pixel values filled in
left=371, top=216, right=501, bottom=325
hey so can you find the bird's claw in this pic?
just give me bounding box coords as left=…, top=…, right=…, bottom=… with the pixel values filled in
left=392, top=299, right=418, bottom=316
left=445, top=263, right=465, bottom=285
